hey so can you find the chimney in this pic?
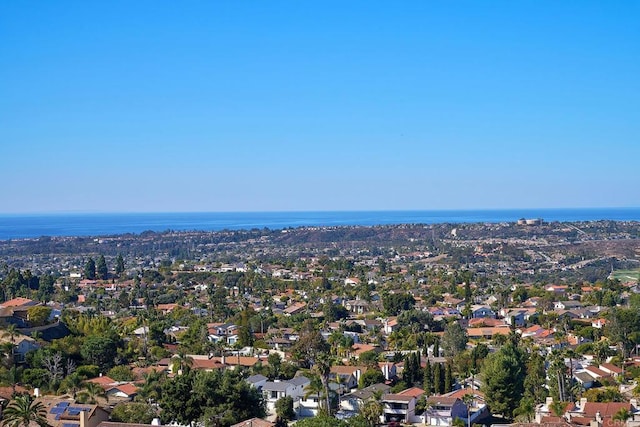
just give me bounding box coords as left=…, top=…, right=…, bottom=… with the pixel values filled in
left=151, top=418, right=161, bottom=426
left=595, top=410, right=602, bottom=423
left=221, top=354, right=226, bottom=365
left=34, top=388, right=40, bottom=397
left=80, top=409, right=89, bottom=427
left=546, top=396, right=554, bottom=408
left=580, top=397, right=587, bottom=409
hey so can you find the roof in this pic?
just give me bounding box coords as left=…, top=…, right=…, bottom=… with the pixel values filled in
left=247, top=374, right=268, bottom=384
left=343, top=383, right=390, bottom=401
left=383, top=393, right=414, bottom=403
left=398, top=387, right=425, bottom=397
left=582, top=402, right=631, bottom=418
left=107, top=383, right=138, bottom=396
left=427, top=396, right=459, bottom=406
left=262, top=381, right=291, bottom=392
left=0, top=297, right=37, bottom=308
left=288, top=376, right=310, bottom=387
left=231, top=418, right=275, bottom=427
left=87, top=376, right=117, bottom=386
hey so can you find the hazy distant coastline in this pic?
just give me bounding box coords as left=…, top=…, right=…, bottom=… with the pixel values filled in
left=0, top=208, right=638, bottom=241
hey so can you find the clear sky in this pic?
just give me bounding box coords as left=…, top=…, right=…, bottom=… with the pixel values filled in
left=1, top=1, right=638, bottom=213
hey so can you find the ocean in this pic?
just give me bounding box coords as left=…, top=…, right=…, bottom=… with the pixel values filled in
left=0, top=208, right=638, bottom=240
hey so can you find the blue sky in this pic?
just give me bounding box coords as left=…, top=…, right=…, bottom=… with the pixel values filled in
left=1, top=1, right=638, bottom=213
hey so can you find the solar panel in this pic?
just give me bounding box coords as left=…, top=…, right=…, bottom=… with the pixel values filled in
left=67, top=409, right=81, bottom=416
left=55, top=414, right=62, bottom=420
left=63, top=423, right=78, bottom=427
left=50, top=407, right=65, bottom=415
left=57, top=402, right=70, bottom=408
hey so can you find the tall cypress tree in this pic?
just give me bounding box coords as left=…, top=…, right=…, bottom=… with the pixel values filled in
left=423, top=358, right=433, bottom=394
left=444, top=362, right=453, bottom=392
left=84, top=258, right=96, bottom=280
left=115, top=254, right=125, bottom=276
left=433, top=363, right=443, bottom=394
left=96, top=255, right=108, bottom=280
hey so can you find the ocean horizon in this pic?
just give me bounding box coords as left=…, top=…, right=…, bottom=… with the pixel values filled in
left=0, top=207, right=639, bottom=240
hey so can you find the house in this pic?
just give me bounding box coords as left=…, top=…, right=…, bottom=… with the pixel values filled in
left=0, top=333, right=40, bottom=363
left=0, top=297, right=38, bottom=309
left=554, top=301, right=583, bottom=311
left=599, top=363, right=623, bottom=378
left=566, top=398, right=639, bottom=426
left=246, top=374, right=268, bottom=390
left=381, top=387, right=425, bottom=424
left=466, top=326, right=511, bottom=340
left=425, top=395, right=468, bottom=426
left=41, top=399, right=110, bottom=427
left=584, top=365, right=610, bottom=381
left=283, top=302, right=307, bottom=316
left=340, top=383, right=390, bottom=413
left=105, top=383, right=138, bottom=401
left=344, top=278, right=361, bottom=286
left=470, top=305, right=495, bottom=319
left=345, top=299, right=369, bottom=315
left=592, top=318, right=607, bottom=329
left=573, top=371, right=596, bottom=389
left=384, top=318, right=399, bottom=334
left=261, top=376, right=310, bottom=415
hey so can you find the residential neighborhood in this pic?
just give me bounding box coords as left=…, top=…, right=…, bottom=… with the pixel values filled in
left=0, top=221, right=639, bottom=427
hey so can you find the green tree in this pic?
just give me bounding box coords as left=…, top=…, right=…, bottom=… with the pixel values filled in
left=359, top=368, right=385, bottom=389
left=77, top=381, right=108, bottom=404
left=2, top=393, right=50, bottom=427
left=111, top=402, right=157, bottom=424
left=84, top=258, right=96, bottom=280
left=382, top=293, right=415, bottom=316
left=441, top=321, right=468, bottom=358
left=481, top=342, right=526, bottom=419
left=96, top=255, right=108, bottom=280
left=80, top=335, right=118, bottom=372
left=275, top=396, right=295, bottom=422
left=27, top=306, right=52, bottom=327
left=115, top=254, right=126, bottom=277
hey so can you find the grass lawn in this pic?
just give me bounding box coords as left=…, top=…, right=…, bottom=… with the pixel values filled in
left=610, top=269, right=640, bottom=282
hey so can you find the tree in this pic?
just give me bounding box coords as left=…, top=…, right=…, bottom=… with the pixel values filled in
left=96, top=255, right=108, bottom=280
left=481, top=343, right=526, bottom=419
left=612, top=407, right=632, bottom=423
left=359, top=368, right=385, bottom=389
left=59, top=372, right=83, bottom=399
left=84, top=258, right=96, bottom=280
left=77, top=381, right=108, bottom=404
left=111, top=402, right=157, bottom=424
left=2, top=393, right=50, bottom=427
left=27, top=306, right=52, bottom=327
left=80, top=336, right=118, bottom=372
left=275, top=396, right=295, bottom=422
left=382, top=293, right=415, bottom=316
left=115, top=254, right=125, bottom=276
left=441, top=321, right=467, bottom=358
left=423, top=358, right=433, bottom=394
left=359, top=399, right=383, bottom=427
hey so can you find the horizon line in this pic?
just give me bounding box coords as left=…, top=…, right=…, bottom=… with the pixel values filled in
left=1, top=206, right=639, bottom=216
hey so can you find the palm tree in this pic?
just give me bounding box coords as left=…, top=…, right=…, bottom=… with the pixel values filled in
left=1, top=324, right=19, bottom=366
left=59, top=373, right=83, bottom=400
left=462, top=393, right=475, bottom=427
left=303, top=374, right=326, bottom=413
left=612, top=407, right=631, bottom=424
left=77, top=382, right=108, bottom=404
left=2, top=393, right=50, bottom=427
